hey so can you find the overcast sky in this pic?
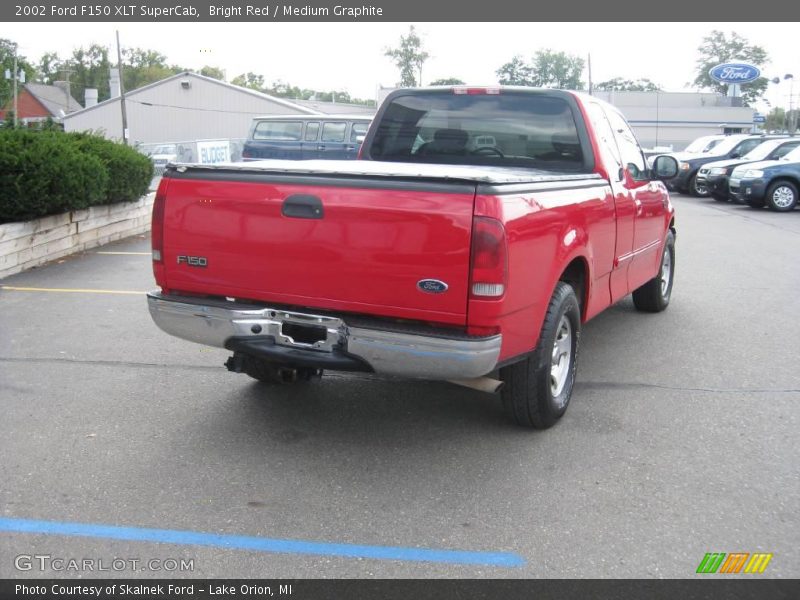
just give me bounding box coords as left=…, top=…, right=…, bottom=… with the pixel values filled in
left=6, top=22, right=799, bottom=112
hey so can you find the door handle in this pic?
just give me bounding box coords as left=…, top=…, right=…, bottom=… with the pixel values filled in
left=317, top=145, right=325, bottom=151
left=282, top=194, right=324, bottom=219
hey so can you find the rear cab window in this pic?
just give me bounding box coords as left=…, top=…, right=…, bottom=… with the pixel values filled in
left=366, top=90, right=589, bottom=170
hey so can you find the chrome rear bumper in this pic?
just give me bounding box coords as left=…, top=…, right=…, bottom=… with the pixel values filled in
left=146, top=292, right=501, bottom=380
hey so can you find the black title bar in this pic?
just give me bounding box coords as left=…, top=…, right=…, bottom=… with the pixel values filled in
left=2, top=579, right=798, bottom=600
left=5, top=0, right=800, bottom=21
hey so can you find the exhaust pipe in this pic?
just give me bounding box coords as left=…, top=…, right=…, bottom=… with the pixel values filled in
left=447, top=376, right=504, bottom=394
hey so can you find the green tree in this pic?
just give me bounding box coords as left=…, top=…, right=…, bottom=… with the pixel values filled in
left=231, top=72, right=265, bottom=91
left=530, top=49, right=585, bottom=89
left=121, top=47, right=185, bottom=91
left=199, top=65, right=225, bottom=80
left=496, top=56, right=533, bottom=86
left=0, top=39, right=36, bottom=108
left=68, top=44, right=112, bottom=103
left=36, top=51, right=61, bottom=85
left=692, top=30, right=769, bottom=106
left=429, top=77, right=465, bottom=86
left=595, top=77, right=662, bottom=92
left=384, top=25, right=429, bottom=87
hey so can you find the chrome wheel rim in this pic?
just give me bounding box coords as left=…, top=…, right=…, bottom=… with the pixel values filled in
left=660, top=247, right=672, bottom=297
left=772, top=186, right=795, bottom=209
left=550, top=316, right=572, bottom=399
left=693, top=179, right=709, bottom=196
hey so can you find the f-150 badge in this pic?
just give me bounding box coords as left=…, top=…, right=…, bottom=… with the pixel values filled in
left=177, top=255, right=208, bottom=267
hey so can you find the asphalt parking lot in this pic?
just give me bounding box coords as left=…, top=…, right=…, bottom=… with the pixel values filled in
left=1, top=194, right=798, bottom=579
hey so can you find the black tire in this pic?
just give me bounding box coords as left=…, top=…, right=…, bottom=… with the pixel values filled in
left=689, top=174, right=709, bottom=198
left=500, top=282, right=581, bottom=429
left=765, top=180, right=798, bottom=212
left=632, top=230, right=675, bottom=313
left=745, top=197, right=765, bottom=209
left=242, top=355, right=322, bottom=384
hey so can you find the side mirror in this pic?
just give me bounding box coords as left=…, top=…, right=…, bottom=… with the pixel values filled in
left=651, top=155, right=679, bottom=180
left=730, top=152, right=740, bottom=159
left=355, top=134, right=366, bottom=144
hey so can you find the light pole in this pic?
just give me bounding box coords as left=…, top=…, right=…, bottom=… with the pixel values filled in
left=785, top=74, right=796, bottom=134
left=771, top=73, right=796, bottom=134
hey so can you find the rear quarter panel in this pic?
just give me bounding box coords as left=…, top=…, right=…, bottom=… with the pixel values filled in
left=470, top=181, right=616, bottom=362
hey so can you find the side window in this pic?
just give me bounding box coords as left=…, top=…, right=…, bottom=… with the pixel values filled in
left=585, top=103, right=623, bottom=182
left=350, top=122, right=369, bottom=143
left=735, top=139, right=761, bottom=157
left=772, top=142, right=800, bottom=159
left=322, top=122, right=346, bottom=142
left=605, top=108, right=647, bottom=181
left=304, top=122, right=320, bottom=141
left=253, top=121, right=302, bottom=141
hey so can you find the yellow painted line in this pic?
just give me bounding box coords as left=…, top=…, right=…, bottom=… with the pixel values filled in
left=95, top=251, right=151, bottom=256
left=1, top=286, right=146, bottom=295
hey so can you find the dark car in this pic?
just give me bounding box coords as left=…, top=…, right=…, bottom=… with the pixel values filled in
left=697, top=137, right=800, bottom=202
left=663, top=135, right=787, bottom=197
left=728, top=146, right=800, bottom=211
left=241, top=115, right=372, bottom=161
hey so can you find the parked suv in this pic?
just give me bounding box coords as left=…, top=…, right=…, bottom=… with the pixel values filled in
left=662, top=135, right=787, bottom=197
left=697, top=137, right=800, bottom=202
left=729, top=145, right=800, bottom=211
left=241, top=115, right=372, bottom=161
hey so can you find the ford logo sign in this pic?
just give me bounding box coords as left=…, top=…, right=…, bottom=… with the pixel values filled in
left=708, top=63, right=761, bottom=85
left=417, top=279, right=448, bottom=294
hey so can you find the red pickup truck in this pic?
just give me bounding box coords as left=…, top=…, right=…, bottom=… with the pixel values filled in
left=147, top=87, right=679, bottom=429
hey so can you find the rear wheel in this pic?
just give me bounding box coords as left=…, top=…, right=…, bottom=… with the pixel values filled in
left=632, top=230, right=675, bottom=313
left=765, top=181, right=798, bottom=212
left=500, top=282, right=581, bottom=429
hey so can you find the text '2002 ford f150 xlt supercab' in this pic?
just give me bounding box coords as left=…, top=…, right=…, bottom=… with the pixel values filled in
left=147, top=87, right=679, bottom=429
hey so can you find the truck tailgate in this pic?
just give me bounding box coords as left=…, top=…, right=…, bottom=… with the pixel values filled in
left=159, top=172, right=476, bottom=325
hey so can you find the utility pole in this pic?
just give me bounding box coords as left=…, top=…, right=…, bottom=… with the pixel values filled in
left=13, top=43, right=18, bottom=127
left=115, top=30, right=129, bottom=145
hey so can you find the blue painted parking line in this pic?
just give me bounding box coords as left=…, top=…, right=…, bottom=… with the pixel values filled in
left=0, top=517, right=525, bottom=568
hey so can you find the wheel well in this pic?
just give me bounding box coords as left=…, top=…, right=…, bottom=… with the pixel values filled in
left=559, top=258, right=588, bottom=320
left=767, top=177, right=800, bottom=191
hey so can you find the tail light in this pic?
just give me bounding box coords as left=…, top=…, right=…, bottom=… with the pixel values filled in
left=470, top=217, right=507, bottom=298
left=151, top=190, right=166, bottom=263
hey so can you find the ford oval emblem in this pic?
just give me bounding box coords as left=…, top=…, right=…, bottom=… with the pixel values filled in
left=708, top=63, right=761, bottom=85
left=417, top=279, right=448, bottom=294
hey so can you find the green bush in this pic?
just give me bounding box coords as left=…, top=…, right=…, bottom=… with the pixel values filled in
left=0, top=129, right=108, bottom=222
left=0, top=129, right=153, bottom=223
left=67, top=132, right=153, bottom=205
